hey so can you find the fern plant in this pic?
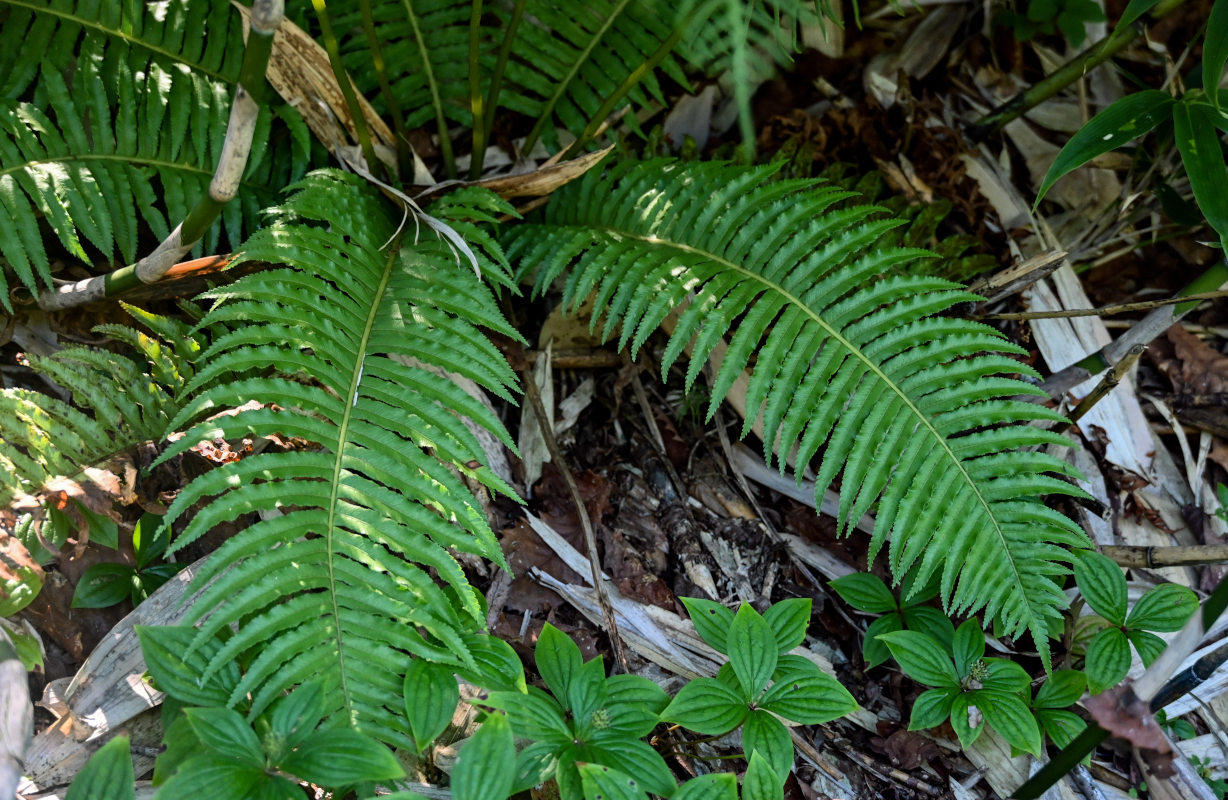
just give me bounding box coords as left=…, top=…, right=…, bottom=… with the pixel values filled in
left=509, top=159, right=1091, bottom=666
left=150, top=169, right=523, bottom=747
left=0, top=0, right=309, bottom=307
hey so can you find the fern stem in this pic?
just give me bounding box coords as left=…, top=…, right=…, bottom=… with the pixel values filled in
left=402, top=0, right=457, bottom=179
left=469, top=0, right=527, bottom=179
left=33, top=0, right=285, bottom=311
left=358, top=0, right=413, bottom=175
left=521, top=0, right=635, bottom=158
left=312, top=0, right=383, bottom=181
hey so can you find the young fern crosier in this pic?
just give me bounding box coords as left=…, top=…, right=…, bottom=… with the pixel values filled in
left=510, top=159, right=1091, bottom=667
left=150, top=169, right=522, bottom=748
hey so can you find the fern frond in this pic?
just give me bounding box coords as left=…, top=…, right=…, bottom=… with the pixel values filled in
left=0, top=0, right=308, bottom=306
left=509, top=160, right=1090, bottom=667
left=0, top=306, right=200, bottom=508
left=155, top=169, right=521, bottom=747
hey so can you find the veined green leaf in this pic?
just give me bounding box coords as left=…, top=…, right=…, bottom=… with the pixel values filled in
left=829, top=573, right=897, bottom=614
left=878, top=631, right=959, bottom=689
left=65, top=736, right=134, bottom=800
left=1127, top=583, right=1198, bottom=632
left=1074, top=551, right=1127, bottom=626
left=1206, top=0, right=1228, bottom=110
left=742, top=709, right=793, bottom=781
left=451, top=714, right=516, bottom=800
left=1174, top=100, right=1228, bottom=246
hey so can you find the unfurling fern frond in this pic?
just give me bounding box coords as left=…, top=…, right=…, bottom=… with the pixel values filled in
left=0, top=305, right=202, bottom=508
left=0, top=0, right=309, bottom=306
left=154, top=170, right=521, bottom=747
left=509, top=159, right=1090, bottom=667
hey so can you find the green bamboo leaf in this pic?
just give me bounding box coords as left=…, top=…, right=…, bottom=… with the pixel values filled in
left=829, top=573, right=897, bottom=614
left=404, top=659, right=461, bottom=753
left=1206, top=0, right=1228, bottom=110
left=1085, top=628, right=1131, bottom=694
left=451, top=713, right=516, bottom=800
left=728, top=604, right=779, bottom=698
left=1073, top=551, right=1127, bottom=625
left=1034, top=91, right=1176, bottom=207
left=877, top=631, right=959, bottom=689
left=66, top=736, right=134, bottom=800
left=680, top=596, right=735, bottom=653
left=661, top=677, right=749, bottom=734
left=1119, top=0, right=1162, bottom=25
left=1126, top=583, right=1197, bottom=632
left=743, top=709, right=794, bottom=781
left=1174, top=101, right=1228, bottom=245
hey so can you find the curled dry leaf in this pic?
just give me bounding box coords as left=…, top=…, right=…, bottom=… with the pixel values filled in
left=1084, top=684, right=1174, bottom=775
left=1163, top=325, right=1228, bottom=395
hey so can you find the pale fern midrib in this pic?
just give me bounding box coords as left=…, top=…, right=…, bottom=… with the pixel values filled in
left=603, top=226, right=1035, bottom=628
left=324, top=238, right=399, bottom=723
left=2, top=0, right=232, bottom=83
left=0, top=154, right=276, bottom=194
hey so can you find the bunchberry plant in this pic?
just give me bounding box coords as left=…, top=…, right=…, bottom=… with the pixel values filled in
left=879, top=618, right=1043, bottom=756
left=1073, top=551, right=1198, bottom=694
left=828, top=571, right=955, bottom=667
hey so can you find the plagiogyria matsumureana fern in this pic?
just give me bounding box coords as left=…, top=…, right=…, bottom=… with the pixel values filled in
left=509, top=159, right=1091, bottom=667
left=152, top=169, right=522, bottom=747
left=0, top=0, right=310, bottom=307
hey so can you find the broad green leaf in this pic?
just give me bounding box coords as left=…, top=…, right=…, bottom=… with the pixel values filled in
left=152, top=715, right=198, bottom=786
left=511, top=740, right=559, bottom=794
left=1128, top=629, right=1168, bottom=666
left=157, top=754, right=279, bottom=799
left=1034, top=670, right=1086, bottom=709
left=131, top=563, right=181, bottom=603
left=952, top=619, right=985, bottom=677
left=0, top=537, right=42, bottom=616
left=184, top=708, right=264, bottom=767
left=1037, top=708, right=1086, bottom=749
left=862, top=613, right=903, bottom=668
left=279, top=728, right=404, bottom=786
left=1126, top=583, right=1197, bottom=632
left=828, top=573, right=897, bottom=614
left=537, top=623, right=583, bottom=700
left=132, top=512, right=170, bottom=569
left=1119, top=0, right=1162, bottom=25
left=1074, top=551, right=1127, bottom=625
left=743, top=709, right=793, bottom=781
left=1174, top=101, right=1228, bottom=245
left=578, top=763, right=649, bottom=800
left=900, top=606, right=955, bottom=650
left=1085, top=628, right=1131, bottom=694
left=404, top=659, right=461, bottom=753
left=586, top=737, right=676, bottom=798
left=567, top=657, right=609, bottom=726
left=458, top=633, right=526, bottom=692
left=604, top=674, right=669, bottom=737
left=675, top=773, right=738, bottom=800
left=1206, top=0, right=1228, bottom=110
left=266, top=681, right=324, bottom=754
left=484, top=688, right=571, bottom=743
left=681, top=597, right=735, bottom=653
left=451, top=713, right=516, bottom=800
left=983, top=658, right=1031, bottom=694
left=661, top=677, right=749, bottom=734
left=877, top=631, right=959, bottom=689
left=80, top=507, right=119, bottom=550
left=66, top=736, right=134, bottom=800
left=728, top=604, right=779, bottom=698
left=72, top=563, right=135, bottom=609
left=1034, top=91, right=1176, bottom=207
left=949, top=693, right=985, bottom=750
left=909, top=688, right=954, bottom=730
left=758, top=670, right=857, bottom=724
left=742, top=751, right=783, bottom=800
left=137, top=625, right=240, bottom=707
left=977, top=691, right=1043, bottom=757
left=763, top=598, right=811, bottom=653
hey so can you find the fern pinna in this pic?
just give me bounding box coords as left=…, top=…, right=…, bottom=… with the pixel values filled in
left=510, top=159, right=1090, bottom=666
left=152, top=170, right=521, bottom=747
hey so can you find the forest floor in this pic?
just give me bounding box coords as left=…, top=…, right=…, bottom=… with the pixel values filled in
left=7, top=0, right=1228, bottom=798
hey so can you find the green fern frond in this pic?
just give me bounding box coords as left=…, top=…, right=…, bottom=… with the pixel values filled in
left=0, top=0, right=308, bottom=306
left=509, top=159, right=1090, bottom=667
left=0, top=305, right=200, bottom=507
left=154, top=169, right=521, bottom=747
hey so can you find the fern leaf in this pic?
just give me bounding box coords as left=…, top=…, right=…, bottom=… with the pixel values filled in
left=509, top=160, right=1090, bottom=667
left=155, top=170, right=521, bottom=746
left=0, top=0, right=304, bottom=306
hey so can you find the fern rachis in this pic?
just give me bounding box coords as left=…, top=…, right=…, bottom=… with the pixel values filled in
left=510, top=159, right=1090, bottom=666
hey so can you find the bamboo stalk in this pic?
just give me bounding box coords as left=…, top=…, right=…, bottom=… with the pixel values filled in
left=33, top=0, right=285, bottom=312
left=1101, top=545, right=1228, bottom=567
